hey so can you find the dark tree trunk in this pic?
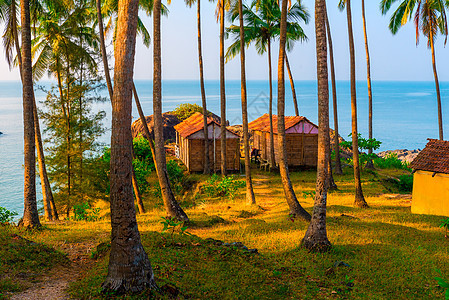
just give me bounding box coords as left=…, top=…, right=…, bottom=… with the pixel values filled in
left=278, top=0, right=310, bottom=221
left=302, top=0, right=331, bottom=252
left=197, top=0, right=210, bottom=174
left=20, top=0, right=40, bottom=228
left=97, top=0, right=113, bottom=101
left=102, top=0, right=155, bottom=293
left=153, top=0, right=189, bottom=222
left=346, top=0, right=368, bottom=208
left=268, top=38, right=276, bottom=169
left=285, top=54, right=299, bottom=117
left=325, top=11, right=343, bottom=175
left=219, top=0, right=227, bottom=175
left=238, top=0, right=256, bottom=205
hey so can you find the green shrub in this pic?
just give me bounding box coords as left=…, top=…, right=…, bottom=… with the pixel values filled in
left=73, top=202, right=100, bottom=221
left=172, top=103, right=208, bottom=121
left=397, top=174, right=413, bottom=192
left=340, top=134, right=381, bottom=166
left=0, top=207, right=18, bottom=224
left=203, top=174, right=246, bottom=200
left=374, top=153, right=410, bottom=170
left=152, top=160, right=186, bottom=197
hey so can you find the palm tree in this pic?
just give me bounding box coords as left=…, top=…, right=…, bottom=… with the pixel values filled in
left=0, top=0, right=58, bottom=221
left=380, top=0, right=446, bottom=140
left=185, top=0, right=210, bottom=174
left=226, top=0, right=309, bottom=170
left=218, top=0, right=227, bottom=175
left=277, top=0, right=310, bottom=221
left=237, top=0, right=256, bottom=205
left=325, top=9, right=343, bottom=175
left=101, top=0, right=155, bottom=292
left=285, top=54, right=299, bottom=116
left=153, top=0, right=189, bottom=222
left=302, top=0, right=331, bottom=252
left=20, top=0, right=41, bottom=228
left=340, top=0, right=369, bottom=208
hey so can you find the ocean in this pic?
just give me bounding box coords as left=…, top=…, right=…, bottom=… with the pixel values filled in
left=1, top=79, right=448, bottom=216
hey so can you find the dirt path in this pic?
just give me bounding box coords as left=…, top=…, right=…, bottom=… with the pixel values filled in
left=11, top=241, right=97, bottom=300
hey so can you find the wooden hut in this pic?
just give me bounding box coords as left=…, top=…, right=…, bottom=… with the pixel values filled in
left=249, top=114, right=318, bottom=167
left=409, top=139, right=449, bottom=217
left=174, top=112, right=240, bottom=173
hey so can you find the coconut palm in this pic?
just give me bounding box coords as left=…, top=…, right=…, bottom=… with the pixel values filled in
left=0, top=0, right=58, bottom=221
left=325, top=9, right=343, bottom=175
left=277, top=0, right=311, bottom=221
left=380, top=0, right=446, bottom=140
left=302, top=0, right=331, bottom=252
left=20, top=0, right=41, bottom=228
left=185, top=0, right=210, bottom=174
left=217, top=0, right=227, bottom=175
left=101, top=0, right=155, bottom=291
left=226, top=0, right=309, bottom=169
left=339, top=0, right=369, bottom=208
left=236, top=0, right=256, bottom=205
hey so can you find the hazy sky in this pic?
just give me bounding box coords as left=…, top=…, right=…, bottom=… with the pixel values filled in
left=0, top=0, right=448, bottom=82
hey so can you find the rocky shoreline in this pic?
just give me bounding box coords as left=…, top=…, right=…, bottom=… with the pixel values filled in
left=376, top=149, right=421, bottom=163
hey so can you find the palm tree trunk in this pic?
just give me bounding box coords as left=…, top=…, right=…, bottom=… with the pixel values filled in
left=429, top=26, right=443, bottom=140
left=268, top=38, right=276, bottom=169
left=238, top=0, right=256, bottom=205
left=325, top=11, right=343, bottom=175
left=278, top=0, right=310, bottom=221
left=285, top=54, right=299, bottom=116
left=197, top=0, right=210, bottom=174
left=101, top=0, right=154, bottom=292
left=153, top=0, right=189, bottom=222
left=13, top=13, right=57, bottom=221
left=302, top=0, right=331, bottom=252
left=96, top=0, right=113, bottom=101
left=220, top=0, right=227, bottom=176
left=20, top=0, right=40, bottom=228
left=346, top=0, right=368, bottom=208
left=362, top=0, right=374, bottom=168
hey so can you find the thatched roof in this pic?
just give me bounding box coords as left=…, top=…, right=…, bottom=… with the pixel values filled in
left=131, top=112, right=181, bottom=142
left=248, top=114, right=318, bottom=133
left=410, top=139, right=449, bottom=174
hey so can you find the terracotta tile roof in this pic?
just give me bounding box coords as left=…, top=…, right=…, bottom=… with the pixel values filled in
left=410, top=139, right=449, bottom=174
left=174, top=112, right=220, bottom=138
left=248, top=114, right=317, bottom=133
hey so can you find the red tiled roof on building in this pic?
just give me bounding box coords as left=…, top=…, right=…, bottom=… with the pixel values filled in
left=409, top=139, right=449, bottom=174
left=174, top=112, right=219, bottom=138
left=248, top=114, right=317, bottom=133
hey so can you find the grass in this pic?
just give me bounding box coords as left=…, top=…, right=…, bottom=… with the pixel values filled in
left=3, top=164, right=449, bottom=299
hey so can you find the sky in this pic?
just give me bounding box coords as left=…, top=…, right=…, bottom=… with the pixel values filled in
left=0, top=0, right=448, bottom=82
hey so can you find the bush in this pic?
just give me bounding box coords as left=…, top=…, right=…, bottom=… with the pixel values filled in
left=374, top=153, right=410, bottom=170
left=73, top=202, right=100, bottom=221
left=172, top=103, right=208, bottom=121
left=340, top=134, right=381, bottom=166
left=152, top=160, right=186, bottom=197
left=397, top=174, right=413, bottom=193
left=0, top=207, right=18, bottom=224
left=203, top=174, right=246, bottom=200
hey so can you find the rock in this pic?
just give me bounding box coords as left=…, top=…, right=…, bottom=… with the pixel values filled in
left=377, top=149, right=420, bottom=163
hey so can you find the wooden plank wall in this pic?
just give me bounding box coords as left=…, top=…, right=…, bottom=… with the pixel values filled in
left=186, top=139, right=240, bottom=172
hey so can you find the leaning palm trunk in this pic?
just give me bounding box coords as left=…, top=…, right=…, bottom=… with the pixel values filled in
left=197, top=0, right=210, bottom=174
left=325, top=11, right=343, bottom=175
left=101, top=0, right=155, bottom=292
left=278, top=0, right=310, bottom=221
left=20, top=0, right=40, bottom=228
left=285, top=54, right=299, bottom=116
left=302, top=0, right=331, bottom=252
left=153, top=0, right=189, bottom=222
left=346, top=0, right=368, bottom=208
left=429, top=22, right=444, bottom=140
left=267, top=39, right=276, bottom=169
left=13, top=15, right=57, bottom=221
left=238, top=0, right=256, bottom=205
left=361, top=0, right=374, bottom=167
left=220, top=0, right=227, bottom=175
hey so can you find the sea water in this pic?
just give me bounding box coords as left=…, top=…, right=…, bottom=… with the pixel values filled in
left=1, top=80, right=448, bottom=216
